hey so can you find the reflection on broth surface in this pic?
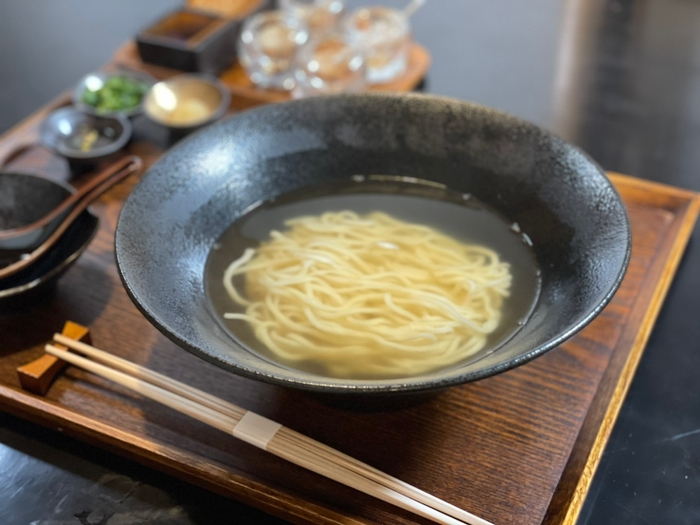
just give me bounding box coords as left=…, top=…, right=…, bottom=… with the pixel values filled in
left=205, top=177, right=541, bottom=379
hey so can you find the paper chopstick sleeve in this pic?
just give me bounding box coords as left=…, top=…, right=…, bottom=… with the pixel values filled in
left=232, top=411, right=282, bottom=450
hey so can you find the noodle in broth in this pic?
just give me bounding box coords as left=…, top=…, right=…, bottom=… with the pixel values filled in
left=221, top=210, right=512, bottom=378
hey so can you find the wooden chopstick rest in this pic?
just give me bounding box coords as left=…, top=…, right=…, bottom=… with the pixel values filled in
left=17, top=321, right=91, bottom=394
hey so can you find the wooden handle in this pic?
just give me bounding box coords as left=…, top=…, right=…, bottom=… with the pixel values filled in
left=0, top=142, right=37, bottom=168
left=17, top=321, right=91, bottom=395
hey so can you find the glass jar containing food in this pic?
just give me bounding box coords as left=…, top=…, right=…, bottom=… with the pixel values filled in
left=293, top=32, right=366, bottom=98
left=343, top=7, right=411, bottom=84
left=238, top=10, right=309, bottom=90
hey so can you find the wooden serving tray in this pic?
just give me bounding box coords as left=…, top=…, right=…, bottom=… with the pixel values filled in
left=1, top=94, right=699, bottom=525
left=112, top=40, right=431, bottom=110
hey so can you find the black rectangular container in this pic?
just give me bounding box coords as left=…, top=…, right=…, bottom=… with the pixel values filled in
left=136, top=7, right=253, bottom=75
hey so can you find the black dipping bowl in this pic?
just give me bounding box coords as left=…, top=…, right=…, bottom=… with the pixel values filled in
left=116, top=94, right=631, bottom=396
left=40, top=107, right=132, bottom=171
left=0, top=173, right=99, bottom=310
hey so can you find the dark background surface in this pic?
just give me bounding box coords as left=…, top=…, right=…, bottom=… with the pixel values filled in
left=1, top=1, right=699, bottom=524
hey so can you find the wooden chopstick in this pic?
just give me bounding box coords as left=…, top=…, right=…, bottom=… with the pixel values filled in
left=53, top=335, right=490, bottom=525
left=52, top=333, right=247, bottom=420
left=43, top=344, right=464, bottom=525
left=46, top=337, right=495, bottom=525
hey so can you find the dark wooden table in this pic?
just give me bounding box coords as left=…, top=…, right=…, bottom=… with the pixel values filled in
left=1, top=1, right=699, bottom=524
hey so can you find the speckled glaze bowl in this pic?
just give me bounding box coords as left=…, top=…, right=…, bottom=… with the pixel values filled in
left=115, top=93, right=630, bottom=396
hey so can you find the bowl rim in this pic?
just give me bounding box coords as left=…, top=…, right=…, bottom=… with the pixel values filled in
left=40, top=107, right=133, bottom=160
left=142, top=73, right=232, bottom=130
left=116, top=92, right=632, bottom=394
left=0, top=173, right=99, bottom=299
left=72, top=68, right=157, bottom=119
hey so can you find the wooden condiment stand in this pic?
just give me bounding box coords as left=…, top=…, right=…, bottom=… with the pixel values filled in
left=114, top=41, right=430, bottom=110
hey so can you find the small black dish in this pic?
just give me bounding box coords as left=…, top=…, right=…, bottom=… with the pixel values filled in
left=40, top=107, right=132, bottom=172
left=143, top=74, right=231, bottom=141
left=0, top=172, right=99, bottom=311
left=73, top=69, right=156, bottom=119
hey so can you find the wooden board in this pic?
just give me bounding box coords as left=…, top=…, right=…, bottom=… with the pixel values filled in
left=186, top=0, right=263, bottom=19
left=0, top=96, right=698, bottom=525
left=112, top=40, right=431, bottom=110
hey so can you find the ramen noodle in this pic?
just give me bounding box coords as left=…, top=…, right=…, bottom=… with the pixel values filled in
left=222, top=211, right=512, bottom=378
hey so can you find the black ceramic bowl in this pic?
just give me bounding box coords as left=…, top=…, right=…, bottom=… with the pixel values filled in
left=115, top=94, right=631, bottom=395
left=0, top=173, right=99, bottom=310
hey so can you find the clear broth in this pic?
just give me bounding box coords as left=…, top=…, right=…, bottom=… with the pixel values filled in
left=205, top=177, right=541, bottom=379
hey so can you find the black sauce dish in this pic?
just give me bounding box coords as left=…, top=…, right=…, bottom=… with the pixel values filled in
left=0, top=172, right=98, bottom=311
left=115, top=93, right=631, bottom=398
left=142, top=74, right=231, bottom=143
left=40, top=107, right=132, bottom=173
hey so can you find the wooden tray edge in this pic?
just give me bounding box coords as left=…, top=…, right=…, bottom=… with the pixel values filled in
left=0, top=383, right=363, bottom=525
left=552, top=175, right=700, bottom=525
